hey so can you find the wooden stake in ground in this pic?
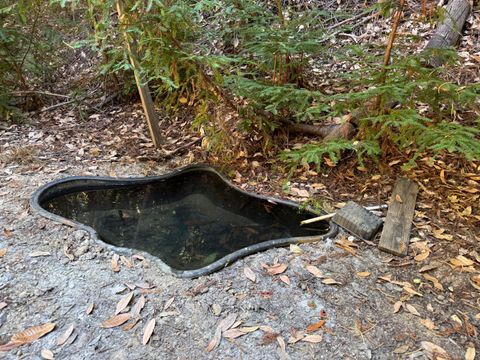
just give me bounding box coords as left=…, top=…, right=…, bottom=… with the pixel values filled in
left=115, top=0, right=163, bottom=148
left=378, top=178, right=419, bottom=256
left=424, top=0, right=471, bottom=67
left=378, top=0, right=406, bottom=87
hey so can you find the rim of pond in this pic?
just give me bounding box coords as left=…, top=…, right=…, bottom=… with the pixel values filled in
left=30, top=164, right=338, bottom=278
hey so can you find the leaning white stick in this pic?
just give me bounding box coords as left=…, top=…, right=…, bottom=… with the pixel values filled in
left=300, top=204, right=387, bottom=225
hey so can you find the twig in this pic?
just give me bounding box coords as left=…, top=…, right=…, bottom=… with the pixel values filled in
left=35, top=92, right=93, bottom=113
left=161, top=137, right=203, bottom=157
left=320, top=12, right=379, bottom=44
left=9, top=90, right=70, bottom=99
left=36, top=99, right=77, bottom=113
left=328, top=10, right=376, bottom=31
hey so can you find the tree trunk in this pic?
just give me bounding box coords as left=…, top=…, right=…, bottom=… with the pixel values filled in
left=424, top=0, right=471, bottom=67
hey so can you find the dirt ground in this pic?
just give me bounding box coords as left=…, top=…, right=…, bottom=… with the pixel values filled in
left=0, top=112, right=479, bottom=360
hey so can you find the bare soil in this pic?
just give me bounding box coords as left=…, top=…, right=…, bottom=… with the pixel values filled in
left=0, top=109, right=479, bottom=360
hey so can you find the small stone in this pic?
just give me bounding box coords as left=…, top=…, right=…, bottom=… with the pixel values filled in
left=74, top=245, right=89, bottom=257
left=212, top=304, right=222, bottom=316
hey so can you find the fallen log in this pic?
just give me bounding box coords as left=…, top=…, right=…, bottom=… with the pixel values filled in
left=424, top=0, right=472, bottom=67
left=287, top=122, right=356, bottom=140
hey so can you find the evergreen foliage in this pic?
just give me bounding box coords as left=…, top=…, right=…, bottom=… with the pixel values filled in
left=1, top=0, right=478, bottom=167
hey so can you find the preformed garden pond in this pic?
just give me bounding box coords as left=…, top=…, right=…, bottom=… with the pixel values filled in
left=31, top=165, right=335, bottom=277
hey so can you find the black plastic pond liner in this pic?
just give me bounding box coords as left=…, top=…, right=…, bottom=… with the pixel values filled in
left=30, top=164, right=338, bottom=278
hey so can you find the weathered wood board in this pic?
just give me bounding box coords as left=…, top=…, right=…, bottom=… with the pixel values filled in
left=378, top=178, right=419, bottom=256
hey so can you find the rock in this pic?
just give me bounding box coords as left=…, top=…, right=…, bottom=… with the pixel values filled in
left=73, top=230, right=88, bottom=242
left=74, top=243, right=89, bottom=257
left=212, top=303, right=222, bottom=316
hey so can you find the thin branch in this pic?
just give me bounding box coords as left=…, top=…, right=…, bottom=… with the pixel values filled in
left=328, top=10, right=375, bottom=31
left=319, top=12, right=379, bottom=44
left=8, top=91, right=70, bottom=99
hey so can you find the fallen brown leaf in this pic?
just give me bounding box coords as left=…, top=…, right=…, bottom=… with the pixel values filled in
left=356, top=272, right=370, bottom=278
left=403, top=286, right=423, bottom=297
left=306, top=320, right=326, bottom=333
left=423, top=274, right=444, bottom=291
left=414, top=250, right=430, bottom=262
left=142, top=319, right=156, bottom=345
left=122, top=318, right=139, bottom=331
left=305, top=265, right=323, bottom=278
left=0, top=341, right=22, bottom=352
left=393, top=301, right=403, bottom=313
left=206, top=314, right=237, bottom=352
left=115, top=292, right=134, bottom=315
left=289, top=244, right=303, bottom=254
left=287, top=329, right=305, bottom=344
left=132, top=254, right=145, bottom=261
left=223, top=329, right=245, bottom=339
left=322, top=278, right=341, bottom=285
left=244, top=266, right=256, bottom=283
left=465, top=347, right=475, bottom=360
left=131, top=295, right=145, bottom=317
left=279, top=275, right=291, bottom=285
left=0, top=248, right=7, bottom=257
left=101, top=313, right=130, bottom=328
left=450, top=255, right=474, bottom=267
left=111, top=254, right=120, bottom=272
left=0, top=302, right=7, bottom=310
left=164, top=297, right=174, bottom=311
left=57, top=324, right=75, bottom=345
left=259, top=331, right=279, bottom=345
left=405, top=304, right=421, bottom=317
left=239, top=326, right=259, bottom=333
left=393, top=344, right=409, bottom=354
left=265, top=263, right=288, bottom=275
left=421, top=341, right=448, bottom=358
left=85, top=303, right=94, bottom=315
left=433, top=229, right=453, bottom=241
left=419, top=263, right=440, bottom=273
left=471, top=275, right=480, bottom=290
left=119, top=255, right=133, bottom=268
left=11, top=322, right=56, bottom=344
left=420, top=318, right=436, bottom=331
left=135, top=282, right=154, bottom=289
left=3, top=228, right=13, bottom=237
left=302, top=334, right=322, bottom=343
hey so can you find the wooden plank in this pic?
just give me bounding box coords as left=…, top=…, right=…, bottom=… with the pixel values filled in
left=116, top=0, right=163, bottom=148
left=378, top=178, right=419, bottom=256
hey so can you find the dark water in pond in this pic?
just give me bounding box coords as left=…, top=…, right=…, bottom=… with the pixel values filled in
left=42, top=171, right=328, bottom=270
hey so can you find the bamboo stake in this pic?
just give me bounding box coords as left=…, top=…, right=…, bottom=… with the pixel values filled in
left=378, top=0, right=406, bottom=85
left=300, top=205, right=387, bottom=226
left=115, top=0, right=163, bottom=148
